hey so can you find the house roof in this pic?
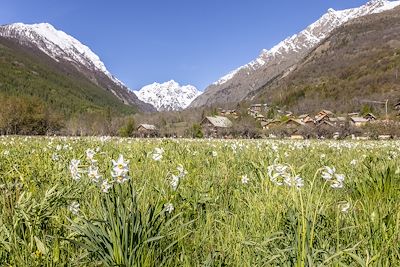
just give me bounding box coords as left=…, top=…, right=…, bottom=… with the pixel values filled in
left=285, top=119, right=305, bottom=126
left=364, top=113, right=376, bottom=119
left=298, top=114, right=309, bottom=119
left=204, top=116, right=233, bottom=128
left=303, top=117, right=315, bottom=123
left=138, top=124, right=157, bottom=130
left=318, top=110, right=334, bottom=115
left=315, top=113, right=331, bottom=122
left=351, top=117, right=369, bottom=123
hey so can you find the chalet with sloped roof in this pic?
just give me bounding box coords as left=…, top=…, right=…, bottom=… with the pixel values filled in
left=350, top=117, right=369, bottom=127
left=261, top=119, right=281, bottom=130
left=137, top=124, right=158, bottom=137
left=201, top=116, right=233, bottom=128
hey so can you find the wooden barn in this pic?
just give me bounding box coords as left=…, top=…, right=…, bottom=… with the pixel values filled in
left=137, top=124, right=158, bottom=137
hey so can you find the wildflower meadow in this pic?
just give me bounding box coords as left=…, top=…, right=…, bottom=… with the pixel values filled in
left=0, top=136, right=399, bottom=266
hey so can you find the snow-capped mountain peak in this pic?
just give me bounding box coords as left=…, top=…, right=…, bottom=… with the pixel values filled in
left=135, top=80, right=202, bottom=111
left=0, top=22, right=124, bottom=88
left=0, top=22, right=156, bottom=112
left=189, top=0, right=400, bottom=108
left=210, top=0, right=400, bottom=87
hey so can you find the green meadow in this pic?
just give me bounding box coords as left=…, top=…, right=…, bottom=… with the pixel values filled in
left=0, top=137, right=399, bottom=266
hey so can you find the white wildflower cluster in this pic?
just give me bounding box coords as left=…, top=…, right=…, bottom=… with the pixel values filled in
left=86, top=148, right=97, bottom=164
left=164, top=202, right=174, bottom=214
left=69, top=150, right=131, bottom=194
left=231, top=144, right=238, bottom=154
left=52, top=153, right=60, bottom=161
left=267, top=164, right=304, bottom=188
left=69, top=159, right=82, bottom=181
left=338, top=201, right=351, bottom=213
left=85, top=149, right=102, bottom=184
left=152, top=147, right=164, bottom=161
left=170, top=164, right=188, bottom=190
left=321, top=166, right=345, bottom=189
left=69, top=201, right=80, bottom=215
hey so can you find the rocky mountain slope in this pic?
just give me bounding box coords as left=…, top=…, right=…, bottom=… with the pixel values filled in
left=135, top=80, right=202, bottom=111
left=189, top=0, right=400, bottom=108
left=248, top=5, right=400, bottom=115
left=0, top=22, right=155, bottom=113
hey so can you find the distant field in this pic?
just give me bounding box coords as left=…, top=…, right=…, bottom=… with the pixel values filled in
left=0, top=137, right=399, bottom=266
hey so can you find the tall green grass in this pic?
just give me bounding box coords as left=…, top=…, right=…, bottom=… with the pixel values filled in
left=0, top=137, right=399, bottom=266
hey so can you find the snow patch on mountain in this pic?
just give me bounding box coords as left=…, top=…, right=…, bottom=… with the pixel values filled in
left=0, top=22, right=125, bottom=88
left=212, top=0, right=400, bottom=86
left=134, top=80, right=202, bottom=111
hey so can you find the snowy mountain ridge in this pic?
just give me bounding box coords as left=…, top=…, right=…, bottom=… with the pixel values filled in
left=135, top=80, right=202, bottom=111
left=190, top=0, right=400, bottom=108
left=0, top=22, right=125, bottom=87
left=214, top=0, right=400, bottom=87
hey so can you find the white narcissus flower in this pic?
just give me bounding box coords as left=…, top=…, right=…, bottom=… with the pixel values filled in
left=267, top=164, right=289, bottom=186
left=112, top=171, right=130, bottom=184
left=177, top=164, right=188, bottom=177
left=69, top=159, right=81, bottom=181
left=164, top=203, right=174, bottom=214
left=284, top=175, right=304, bottom=188
left=112, top=154, right=129, bottom=175
left=350, top=159, right=357, bottom=166
left=321, top=166, right=345, bottom=189
left=86, top=149, right=96, bottom=163
left=338, top=202, right=351, bottom=213
left=170, top=174, right=180, bottom=190
left=331, top=174, right=345, bottom=188
left=52, top=153, right=59, bottom=161
left=101, top=179, right=112, bottom=193
left=212, top=151, right=217, bottom=157
left=88, top=165, right=101, bottom=183
left=111, top=155, right=130, bottom=184
left=321, top=166, right=335, bottom=181
left=69, top=201, right=80, bottom=215
left=152, top=148, right=164, bottom=161
left=241, top=175, right=249, bottom=184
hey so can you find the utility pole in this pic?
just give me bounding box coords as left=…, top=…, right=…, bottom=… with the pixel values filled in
left=385, top=99, right=388, bottom=120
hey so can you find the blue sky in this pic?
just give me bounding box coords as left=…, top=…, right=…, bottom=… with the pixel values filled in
left=1, top=0, right=368, bottom=91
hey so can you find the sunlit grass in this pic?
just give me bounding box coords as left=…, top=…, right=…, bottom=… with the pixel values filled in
left=0, top=137, right=399, bottom=266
